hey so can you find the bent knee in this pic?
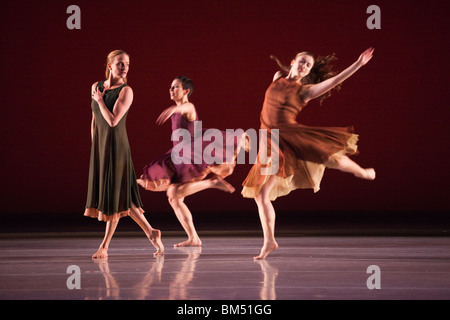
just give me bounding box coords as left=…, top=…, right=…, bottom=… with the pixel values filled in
left=167, top=187, right=183, bottom=206
left=325, top=154, right=346, bottom=168
left=254, top=192, right=270, bottom=206
left=166, top=185, right=178, bottom=198
left=210, top=164, right=234, bottom=177
left=168, top=197, right=184, bottom=208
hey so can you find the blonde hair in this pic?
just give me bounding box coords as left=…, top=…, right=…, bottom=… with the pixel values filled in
left=105, top=50, right=129, bottom=83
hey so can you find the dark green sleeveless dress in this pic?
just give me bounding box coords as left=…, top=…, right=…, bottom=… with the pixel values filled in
left=84, top=80, right=144, bottom=222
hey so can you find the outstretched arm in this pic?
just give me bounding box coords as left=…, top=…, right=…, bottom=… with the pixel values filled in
left=156, top=102, right=196, bottom=125
left=301, top=48, right=374, bottom=104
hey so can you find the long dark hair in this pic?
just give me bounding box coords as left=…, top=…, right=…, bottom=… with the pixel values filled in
left=270, top=52, right=340, bottom=104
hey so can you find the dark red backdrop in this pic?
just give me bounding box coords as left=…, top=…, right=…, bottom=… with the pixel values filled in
left=1, top=1, right=449, bottom=219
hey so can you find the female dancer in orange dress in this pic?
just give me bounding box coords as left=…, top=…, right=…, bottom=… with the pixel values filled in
left=242, top=48, right=376, bottom=259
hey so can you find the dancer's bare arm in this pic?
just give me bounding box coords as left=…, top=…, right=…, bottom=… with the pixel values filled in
left=91, top=82, right=133, bottom=127
left=301, top=47, right=374, bottom=104
left=156, top=103, right=196, bottom=125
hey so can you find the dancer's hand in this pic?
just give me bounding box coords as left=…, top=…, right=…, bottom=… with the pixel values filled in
left=92, top=86, right=106, bottom=102
left=357, top=47, right=374, bottom=66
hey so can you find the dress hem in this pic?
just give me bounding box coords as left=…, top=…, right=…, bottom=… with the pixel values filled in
left=84, top=207, right=145, bottom=222
left=241, top=133, right=358, bottom=200
left=138, top=163, right=236, bottom=192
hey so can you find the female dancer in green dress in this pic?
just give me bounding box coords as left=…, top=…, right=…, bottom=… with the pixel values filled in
left=85, top=50, right=164, bottom=259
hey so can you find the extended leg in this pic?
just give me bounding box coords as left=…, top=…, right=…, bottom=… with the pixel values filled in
left=129, top=205, right=164, bottom=255
left=174, top=176, right=235, bottom=199
left=326, top=155, right=376, bottom=180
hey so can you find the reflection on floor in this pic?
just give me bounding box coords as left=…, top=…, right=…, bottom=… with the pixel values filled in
left=1, top=236, right=450, bottom=300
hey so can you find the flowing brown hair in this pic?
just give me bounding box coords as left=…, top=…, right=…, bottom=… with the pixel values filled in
left=105, top=50, right=129, bottom=83
left=270, top=52, right=340, bottom=104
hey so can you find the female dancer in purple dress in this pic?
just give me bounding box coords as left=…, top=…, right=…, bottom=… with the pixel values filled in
left=242, top=48, right=376, bottom=259
left=138, top=76, right=239, bottom=247
left=85, top=50, right=164, bottom=258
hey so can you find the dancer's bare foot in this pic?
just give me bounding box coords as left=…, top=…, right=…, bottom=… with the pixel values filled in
left=92, top=247, right=108, bottom=259
left=364, top=168, right=376, bottom=180
left=254, top=240, right=279, bottom=260
left=214, top=176, right=235, bottom=193
left=358, top=168, right=376, bottom=180
left=149, top=229, right=165, bottom=256
left=354, top=168, right=376, bottom=180
left=174, top=238, right=202, bottom=247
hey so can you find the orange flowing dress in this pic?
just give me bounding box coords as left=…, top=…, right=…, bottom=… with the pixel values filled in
left=241, top=77, right=358, bottom=200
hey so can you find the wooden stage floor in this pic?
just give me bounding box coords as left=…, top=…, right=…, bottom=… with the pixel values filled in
left=1, top=235, right=449, bottom=300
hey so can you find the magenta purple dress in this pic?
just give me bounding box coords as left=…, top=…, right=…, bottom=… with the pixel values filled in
left=138, top=111, right=242, bottom=191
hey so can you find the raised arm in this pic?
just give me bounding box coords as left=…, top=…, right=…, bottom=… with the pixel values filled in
left=156, top=102, right=196, bottom=125
left=301, top=48, right=374, bottom=104
left=92, top=83, right=133, bottom=127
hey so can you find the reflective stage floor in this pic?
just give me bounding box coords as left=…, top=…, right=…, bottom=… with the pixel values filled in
left=1, top=235, right=449, bottom=300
